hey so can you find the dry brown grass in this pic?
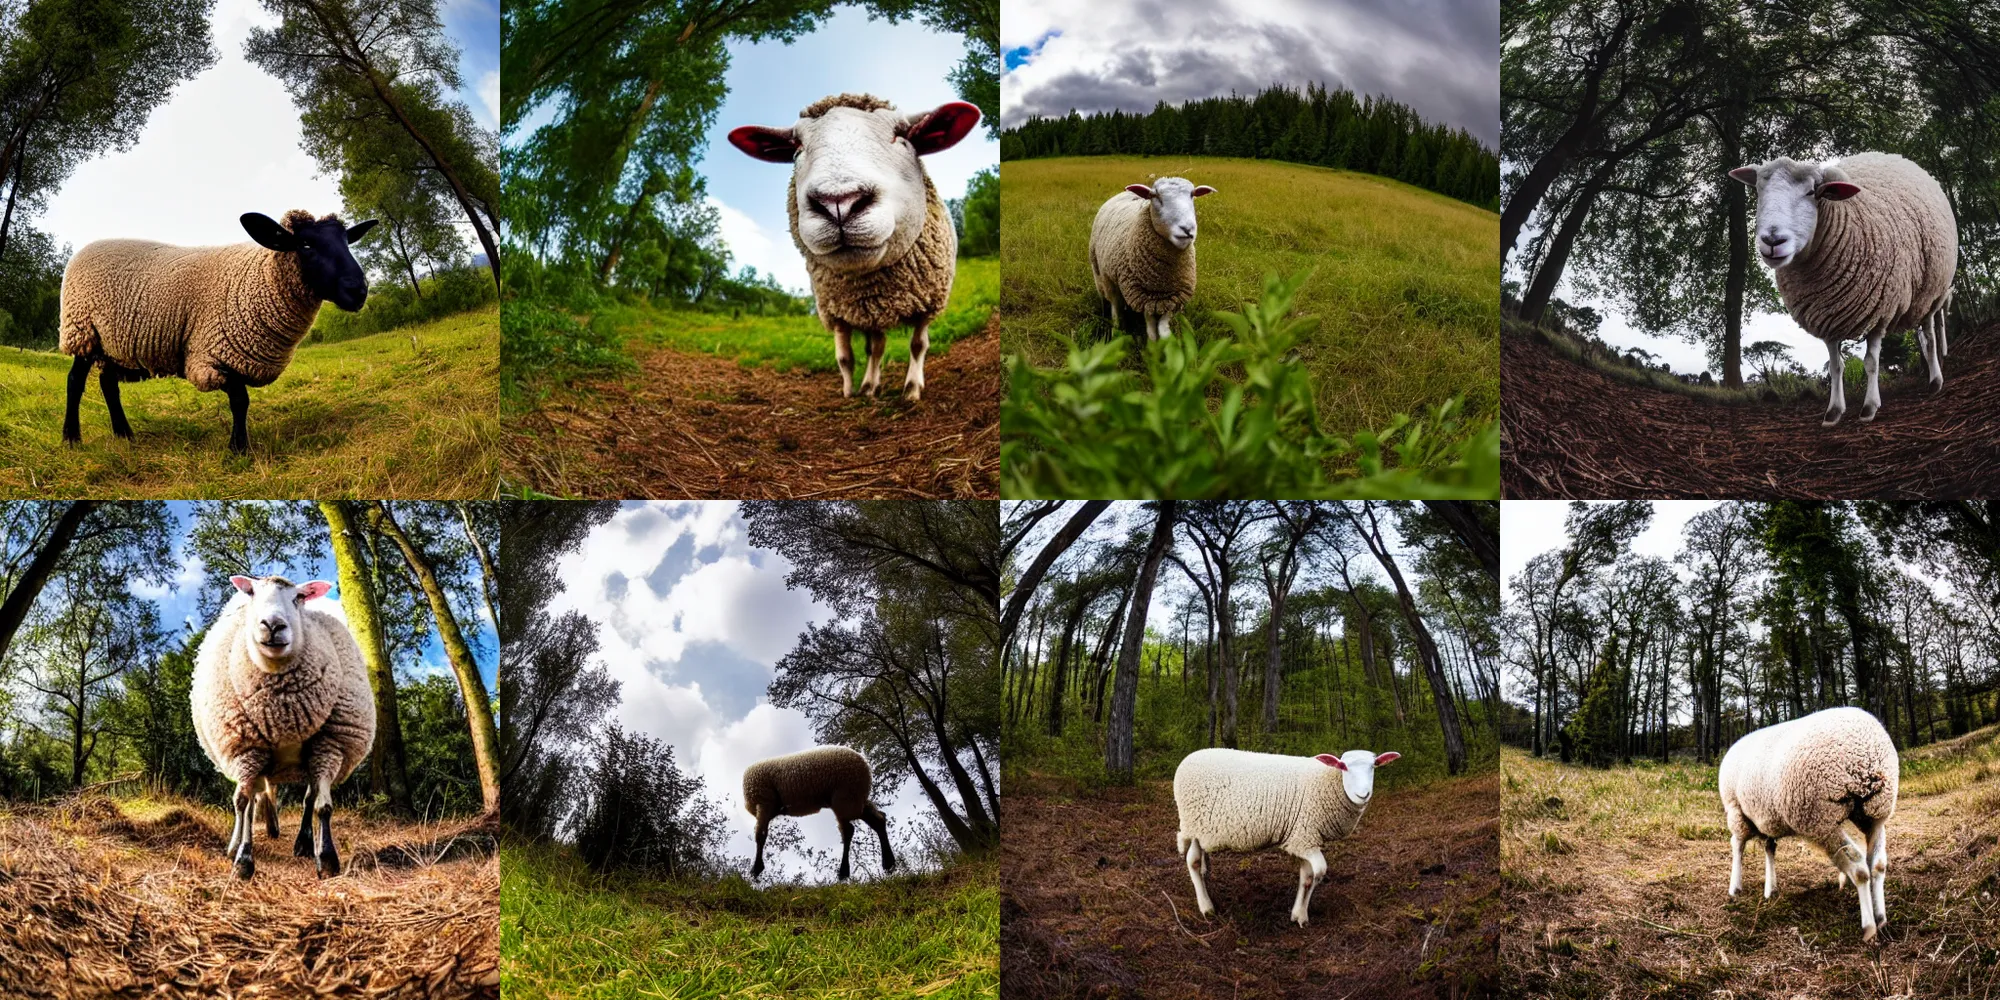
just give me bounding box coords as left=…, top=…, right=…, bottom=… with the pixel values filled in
left=1501, top=725, right=2000, bottom=999
left=0, top=793, right=498, bottom=999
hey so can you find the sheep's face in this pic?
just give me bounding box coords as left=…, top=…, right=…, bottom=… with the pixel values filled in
left=230, top=575, right=333, bottom=673
left=729, top=99, right=981, bottom=274
left=1729, top=158, right=1861, bottom=269
left=1315, top=750, right=1401, bottom=807
left=1126, top=178, right=1215, bottom=251
left=241, top=212, right=380, bottom=312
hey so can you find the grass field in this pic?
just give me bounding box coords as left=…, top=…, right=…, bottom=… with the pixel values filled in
left=0, top=305, right=498, bottom=498
left=1001, top=156, right=1499, bottom=436
left=501, top=842, right=998, bottom=999
left=1501, top=728, right=2000, bottom=997
left=600, top=256, right=998, bottom=372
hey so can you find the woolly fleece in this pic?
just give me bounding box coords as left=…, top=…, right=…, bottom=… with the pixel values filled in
left=1174, top=748, right=1369, bottom=857
left=1089, top=183, right=1198, bottom=317
left=191, top=589, right=375, bottom=787
left=58, top=211, right=329, bottom=390
left=1718, top=706, right=1898, bottom=847
left=1773, top=152, right=1957, bottom=343
left=743, top=745, right=876, bottom=822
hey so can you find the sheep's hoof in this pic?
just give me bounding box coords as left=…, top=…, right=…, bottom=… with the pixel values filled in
left=1862, top=926, right=1879, bottom=944
left=883, top=855, right=897, bottom=874
left=1859, top=405, right=1878, bottom=422
left=233, top=854, right=254, bottom=880
left=749, top=861, right=764, bottom=880
left=837, top=865, right=851, bottom=881
left=1931, top=376, right=1944, bottom=393
left=902, top=382, right=922, bottom=402
left=1821, top=409, right=1844, bottom=427
left=294, top=833, right=314, bottom=858
left=316, top=850, right=340, bottom=878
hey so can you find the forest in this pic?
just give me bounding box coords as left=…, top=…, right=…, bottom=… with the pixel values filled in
left=1504, top=501, right=2000, bottom=763
left=1000, top=82, right=1501, bottom=210
left=0, top=0, right=500, bottom=350
left=1502, top=0, right=2000, bottom=384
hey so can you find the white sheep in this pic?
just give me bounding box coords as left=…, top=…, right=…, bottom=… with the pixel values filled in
left=1089, top=177, right=1215, bottom=342
left=742, top=745, right=897, bottom=881
left=58, top=210, right=378, bottom=453
left=727, top=93, right=981, bottom=401
left=191, top=575, right=376, bottom=879
left=1173, top=747, right=1399, bottom=926
left=1729, top=152, right=1957, bottom=426
left=1717, top=706, right=1899, bottom=942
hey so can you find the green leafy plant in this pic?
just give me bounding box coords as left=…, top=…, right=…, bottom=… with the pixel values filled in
left=1002, top=270, right=1498, bottom=498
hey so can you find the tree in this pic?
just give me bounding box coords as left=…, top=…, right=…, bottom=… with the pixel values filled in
left=1345, top=501, right=1467, bottom=775
left=1001, top=501, right=1109, bottom=648
left=1174, top=502, right=1259, bottom=748
left=18, top=573, right=165, bottom=786
left=572, top=724, right=729, bottom=875
left=318, top=500, right=412, bottom=814
left=1105, top=501, right=1175, bottom=784
left=1256, top=501, right=1321, bottom=732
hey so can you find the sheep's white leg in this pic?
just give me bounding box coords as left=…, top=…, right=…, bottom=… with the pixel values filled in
left=1292, top=848, right=1327, bottom=927
left=231, top=778, right=257, bottom=879
left=1860, top=333, right=1882, bottom=421
left=1831, top=837, right=1878, bottom=942
left=1822, top=340, right=1847, bottom=427
left=1729, top=831, right=1745, bottom=895
left=1868, top=822, right=1889, bottom=926
left=1763, top=837, right=1777, bottom=898
left=1107, top=293, right=1123, bottom=332
left=862, top=331, right=886, bottom=397
left=259, top=776, right=279, bottom=838
left=225, top=780, right=246, bottom=860
left=903, top=319, right=930, bottom=402
left=833, top=324, right=856, bottom=398
left=1184, top=840, right=1214, bottom=917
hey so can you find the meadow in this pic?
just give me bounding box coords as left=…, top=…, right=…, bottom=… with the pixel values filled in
left=0, top=305, right=498, bottom=498
left=1000, top=156, right=1499, bottom=437
left=501, top=842, right=999, bottom=999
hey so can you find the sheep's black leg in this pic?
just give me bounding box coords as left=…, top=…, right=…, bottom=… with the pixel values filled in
left=315, top=797, right=338, bottom=877
left=307, top=757, right=341, bottom=878
left=837, top=818, right=854, bottom=881
left=260, top=778, right=280, bottom=838
left=294, top=783, right=316, bottom=857
left=222, top=379, right=251, bottom=454
left=750, top=805, right=770, bottom=879
left=99, top=366, right=133, bottom=439
left=63, top=356, right=91, bottom=444
left=863, top=802, right=896, bottom=874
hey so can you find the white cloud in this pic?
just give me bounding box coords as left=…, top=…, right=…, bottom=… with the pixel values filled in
left=128, top=553, right=207, bottom=602
left=476, top=70, right=500, bottom=130
left=709, top=196, right=809, bottom=295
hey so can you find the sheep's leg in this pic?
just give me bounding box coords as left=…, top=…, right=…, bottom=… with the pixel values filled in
left=294, top=782, right=317, bottom=857
left=1154, top=309, right=1174, bottom=342
left=1867, top=821, right=1888, bottom=926
left=307, top=746, right=342, bottom=878
left=862, top=801, right=896, bottom=873
left=99, top=366, right=133, bottom=439
left=227, top=750, right=270, bottom=879
left=862, top=331, right=886, bottom=397
left=1921, top=317, right=1944, bottom=391
left=63, top=356, right=91, bottom=445
left=1822, top=341, right=1846, bottom=427
left=837, top=817, right=855, bottom=881
left=750, top=804, right=770, bottom=879
left=1829, top=835, right=1878, bottom=942
left=1184, top=839, right=1214, bottom=917
left=903, top=318, right=930, bottom=402
left=1763, top=837, right=1777, bottom=899
left=1728, top=831, right=1745, bottom=895
left=833, top=323, right=856, bottom=397
left=1859, top=333, right=1882, bottom=421
left=1107, top=291, right=1123, bottom=332
left=1291, top=849, right=1327, bottom=927
left=259, top=776, right=279, bottom=838
left=223, top=379, right=251, bottom=454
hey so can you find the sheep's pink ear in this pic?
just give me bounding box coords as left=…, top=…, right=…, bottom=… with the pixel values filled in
left=1375, top=751, right=1401, bottom=766
left=728, top=125, right=799, bottom=163
left=1818, top=181, right=1862, bottom=201
left=1126, top=184, right=1155, bottom=199
left=1727, top=166, right=1760, bottom=186
left=296, top=580, right=333, bottom=602
left=1192, top=185, right=1216, bottom=197
left=229, top=575, right=257, bottom=595
left=906, top=101, right=981, bottom=155
left=1314, top=753, right=1347, bottom=770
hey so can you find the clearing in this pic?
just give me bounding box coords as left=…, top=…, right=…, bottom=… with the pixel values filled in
left=0, top=307, right=499, bottom=499
left=0, top=793, right=498, bottom=999
left=1001, top=768, right=1501, bottom=999
left=1501, top=728, right=2000, bottom=998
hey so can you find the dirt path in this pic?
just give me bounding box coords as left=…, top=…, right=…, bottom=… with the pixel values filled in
left=1501, top=730, right=2000, bottom=998
left=1501, top=325, right=2000, bottom=497
left=0, top=795, right=498, bottom=999
left=503, top=316, right=999, bottom=498
left=1001, top=769, right=1500, bottom=999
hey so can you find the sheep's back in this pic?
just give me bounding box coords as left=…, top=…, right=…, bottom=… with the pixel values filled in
left=745, top=746, right=873, bottom=816
left=1778, top=153, right=1957, bottom=341
left=1721, top=707, right=1897, bottom=837
left=1174, top=749, right=1321, bottom=853
left=1089, top=193, right=1195, bottom=315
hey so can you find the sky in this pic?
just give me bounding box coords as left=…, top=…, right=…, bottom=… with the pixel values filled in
left=547, top=501, right=960, bottom=883
left=699, top=7, right=1001, bottom=294
left=39, top=0, right=498, bottom=253
left=1498, top=501, right=1721, bottom=605
left=999, top=0, right=1500, bottom=149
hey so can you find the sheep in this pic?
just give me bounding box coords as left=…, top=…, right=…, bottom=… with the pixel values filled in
left=1729, top=152, right=1957, bottom=426
left=58, top=210, right=379, bottom=453
left=1173, top=747, right=1400, bottom=926
left=1717, top=706, right=1899, bottom=942
left=190, top=575, right=376, bottom=880
left=742, top=745, right=896, bottom=881
left=727, top=93, right=980, bottom=401
left=1089, top=177, right=1215, bottom=342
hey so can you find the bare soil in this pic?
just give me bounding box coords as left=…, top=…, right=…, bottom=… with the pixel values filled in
left=1001, top=769, right=1502, bottom=999
left=0, top=794, right=499, bottom=999
left=501, top=316, right=999, bottom=498
left=1501, top=324, right=2000, bottom=497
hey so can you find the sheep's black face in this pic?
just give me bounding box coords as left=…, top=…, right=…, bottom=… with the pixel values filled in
left=241, top=212, right=380, bottom=312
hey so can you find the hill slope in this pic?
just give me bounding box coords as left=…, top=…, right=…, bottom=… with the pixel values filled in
left=0, top=306, right=499, bottom=498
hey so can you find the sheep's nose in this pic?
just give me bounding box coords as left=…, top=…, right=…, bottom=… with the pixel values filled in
left=1177, top=226, right=1195, bottom=240
left=1760, top=232, right=1786, bottom=248
left=809, top=187, right=873, bottom=225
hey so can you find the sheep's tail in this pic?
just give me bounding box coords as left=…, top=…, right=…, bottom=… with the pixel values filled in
left=1833, top=764, right=1894, bottom=823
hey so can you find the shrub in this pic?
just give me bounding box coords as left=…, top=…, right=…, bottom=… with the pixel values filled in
left=310, top=265, right=498, bottom=343
left=500, top=299, right=631, bottom=404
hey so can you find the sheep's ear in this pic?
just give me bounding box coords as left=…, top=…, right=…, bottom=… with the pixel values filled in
left=229, top=575, right=258, bottom=595
left=1727, top=166, right=1760, bottom=187
left=241, top=213, right=298, bottom=252
left=905, top=101, right=981, bottom=155
left=1126, top=184, right=1155, bottom=200
left=1191, top=185, right=1216, bottom=197
left=728, top=125, right=799, bottom=163
left=1314, top=753, right=1347, bottom=770
left=345, top=219, right=379, bottom=244
left=1375, top=751, right=1401, bottom=766
left=296, top=580, right=333, bottom=602
left=1818, top=181, right=1862, bottom=201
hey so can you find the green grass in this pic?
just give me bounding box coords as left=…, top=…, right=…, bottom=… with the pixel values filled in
left=603, top=256, right=998, bottom=372
left=0, top=305, right=498, bottom=498
left=501, top=841, right=998, bottom=999
left=1001, top=156, right=1498, bottom=436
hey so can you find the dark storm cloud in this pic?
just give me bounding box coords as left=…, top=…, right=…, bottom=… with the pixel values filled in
left=1002, top=0, right=1499, bottom=148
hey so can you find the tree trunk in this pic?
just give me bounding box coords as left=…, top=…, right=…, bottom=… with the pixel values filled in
left=319, top=501, right=413, bottom=814
left=457, top=502, right=501, bottom=632
left=0, top=501, right=97, bottom=665
left=1002, top=502, right=1111, bottom=646
left=1721, top=129, right=1748, bottom=387
left=1107, top=502, right=1176, bottom=783
left=1521, top=158, right=1616, bottom=324
left=1355, top=504, right=1466, bottom=774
